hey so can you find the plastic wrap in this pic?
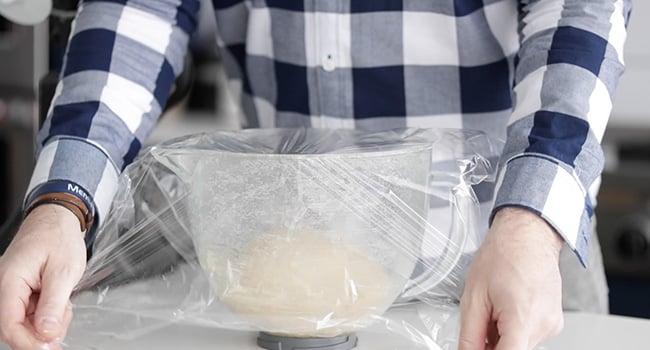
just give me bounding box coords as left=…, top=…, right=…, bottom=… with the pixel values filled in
left=68, top=128, right=500, bottom=349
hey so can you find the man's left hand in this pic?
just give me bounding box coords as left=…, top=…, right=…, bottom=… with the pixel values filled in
left=458, top=207, right=565, bottom=350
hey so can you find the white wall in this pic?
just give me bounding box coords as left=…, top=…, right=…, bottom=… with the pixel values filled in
left=609, top=1, right=650, bottom=129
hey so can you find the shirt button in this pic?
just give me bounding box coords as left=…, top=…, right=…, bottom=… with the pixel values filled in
left=323, top=54, right=336, bottom=72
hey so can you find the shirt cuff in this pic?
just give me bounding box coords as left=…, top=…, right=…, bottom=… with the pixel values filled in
left=491, top=154, right=592, bottom=267
left=24, top=136, right=120, bottom=232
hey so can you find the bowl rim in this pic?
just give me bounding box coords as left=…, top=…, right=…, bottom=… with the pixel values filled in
left=157, top=142, right=434, bottom=160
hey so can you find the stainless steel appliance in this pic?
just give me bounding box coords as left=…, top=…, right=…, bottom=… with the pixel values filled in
left=595, top=0, right=650, bottom=318
left=597, top=129, right=650, bottom=318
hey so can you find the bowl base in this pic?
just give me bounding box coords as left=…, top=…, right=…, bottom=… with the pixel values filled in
left=256, top=332, right=358, bottom=350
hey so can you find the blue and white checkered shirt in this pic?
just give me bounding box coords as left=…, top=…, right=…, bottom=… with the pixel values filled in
left=26, top=0, right=631, bottom=264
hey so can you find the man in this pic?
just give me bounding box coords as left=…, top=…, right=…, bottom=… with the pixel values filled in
left=0, top=0, right=631, bottom=349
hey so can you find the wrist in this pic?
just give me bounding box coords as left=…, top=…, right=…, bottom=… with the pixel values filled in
left=492, top=207, right=564, bottom=254
left=23, top=181, right=96, bottom=234
left=23, top=203, right=85, bottom=237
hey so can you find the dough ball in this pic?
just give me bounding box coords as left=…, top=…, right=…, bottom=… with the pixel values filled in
left=203, top=230, right=396, bottom=337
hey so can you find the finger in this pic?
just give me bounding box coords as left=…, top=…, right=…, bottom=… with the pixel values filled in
left=60, top=301, right=74, bottom=341
left=26, top=292, right=40, bottom=317
left=6, top=324, right=56, bottom=350
left=46, top=343, right=64, bottom=350
left=494, top=317, right=530, bottom=350
left=459, top=297, right=490, bottom=350
left=32, top=303, right=73, bottom=347
left=34, top=262, right=81, bottom=340
left=0, top=279, right=50, bottom=349
left=494, top=332, right=529, bottom=350
left=486, top=321, right=499, bottom=347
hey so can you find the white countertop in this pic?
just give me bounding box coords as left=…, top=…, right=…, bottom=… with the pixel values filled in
left=3, top=253, right=649, bottom=350
left=2, top=308, right=649, bottom=349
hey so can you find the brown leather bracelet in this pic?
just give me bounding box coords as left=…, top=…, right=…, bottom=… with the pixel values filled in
left=24, top=192, right=94, bottom=233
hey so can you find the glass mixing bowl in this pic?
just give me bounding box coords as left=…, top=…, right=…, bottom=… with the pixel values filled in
left=154, top=129, right=465, bottom=337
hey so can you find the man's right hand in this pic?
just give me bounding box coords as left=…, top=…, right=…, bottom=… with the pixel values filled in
left=0, top=204, right=87, bottom=350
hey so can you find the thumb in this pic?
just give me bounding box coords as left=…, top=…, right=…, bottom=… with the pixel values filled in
left=34, top=261, right=80, bottom=340
left=459, top=297, right=490, bottom=350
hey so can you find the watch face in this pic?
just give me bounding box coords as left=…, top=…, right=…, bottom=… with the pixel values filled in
left=0, top=0, right=52, bottom=25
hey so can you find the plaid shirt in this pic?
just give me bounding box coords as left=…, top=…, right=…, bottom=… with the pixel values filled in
left=27, top=0, right=630, bottom=264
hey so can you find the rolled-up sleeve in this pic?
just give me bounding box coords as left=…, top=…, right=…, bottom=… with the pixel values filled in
left=492, top=0, right=631, bottom=265
left=25, top=0, right=199, bottom=230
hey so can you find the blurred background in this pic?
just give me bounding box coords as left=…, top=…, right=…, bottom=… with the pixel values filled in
left=1, top=0, right=649, bottom=318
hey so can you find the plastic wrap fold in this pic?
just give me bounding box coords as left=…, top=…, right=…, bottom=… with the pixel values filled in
left=68, top=128, right=500, bottom=348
